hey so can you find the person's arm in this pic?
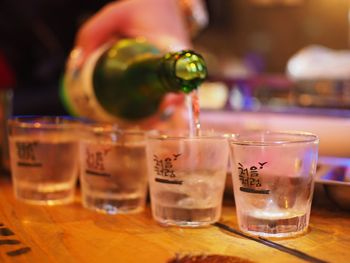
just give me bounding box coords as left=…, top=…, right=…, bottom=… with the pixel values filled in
left=73, top=0, right=192, bottom=65
left=65, top=0, right=209, bottom=129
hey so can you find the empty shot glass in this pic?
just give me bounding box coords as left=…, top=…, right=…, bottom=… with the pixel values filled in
left=8, top=116, right=82, bottom=205
left=79, top=124, right=148, bottom=214
left=229, top=130, right=319, bottom=238
left=146, top=131, right=229, bottom=227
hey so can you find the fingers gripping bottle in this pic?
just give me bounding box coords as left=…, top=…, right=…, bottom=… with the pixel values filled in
left=61, top=38, right=207, bottom=126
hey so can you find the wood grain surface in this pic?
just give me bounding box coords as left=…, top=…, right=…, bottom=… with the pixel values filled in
left=0, top=175, right=349, bottom=263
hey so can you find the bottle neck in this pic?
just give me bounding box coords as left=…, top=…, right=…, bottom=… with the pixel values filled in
left=159, top=50, right=207, bottom=93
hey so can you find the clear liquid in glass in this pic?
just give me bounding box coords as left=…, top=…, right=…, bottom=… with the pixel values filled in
left=80, top=141, right=148, bottom=214
left=150, top=170, right=226, bottom=227
left=9, top=134, right=79, bottom=205
left=236, top=174, right=313, bottom=237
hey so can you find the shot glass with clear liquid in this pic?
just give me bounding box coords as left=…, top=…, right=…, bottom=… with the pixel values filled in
left=8, top=116, right=82, bottom=205
left=79, top=124, right=148, bottom=214
left=229, top=130, right=319, bottom=238
left=146, top=131, right=229, bottom=227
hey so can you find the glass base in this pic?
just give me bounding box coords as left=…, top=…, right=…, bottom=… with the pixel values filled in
left=239, top=212, right=309, bottom=238
left=82, top=194, right=145, bottom=214
left=14, top=181, right=76, bottom=205
left=152, top=202, right=220, bottom=227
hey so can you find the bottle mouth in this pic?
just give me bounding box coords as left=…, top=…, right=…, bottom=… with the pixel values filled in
left=175, top=50, right=207, bottom=81
left=161, top=50, right=208, bottom=93
left=172, top=50, right=207, bottom=93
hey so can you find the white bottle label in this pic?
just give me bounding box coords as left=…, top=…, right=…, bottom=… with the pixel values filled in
left=62, top=44, right=122, bottom=122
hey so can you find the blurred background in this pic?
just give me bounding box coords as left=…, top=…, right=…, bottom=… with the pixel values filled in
left=1, top=0, right=350, bottom=160
left=198, top=0, right=348, bottom=74
left=1, top=0, right=350, bottom=113
left=194, top=0, right=350, bottom=113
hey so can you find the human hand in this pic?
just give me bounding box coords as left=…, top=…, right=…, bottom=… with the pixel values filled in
left=68, top=0, right=205, bottom=129
left=74, top=0, right=192, bottom=64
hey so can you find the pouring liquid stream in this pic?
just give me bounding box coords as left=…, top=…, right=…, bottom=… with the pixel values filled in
left=186, top=90, right=201, bottom=137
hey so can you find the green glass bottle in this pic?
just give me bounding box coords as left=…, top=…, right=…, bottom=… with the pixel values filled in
left=61, top=38, right=207, bottom=124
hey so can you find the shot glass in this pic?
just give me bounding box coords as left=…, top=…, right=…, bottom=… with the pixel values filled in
left=229, top=130, right=319, bottom=238
left=79, top=124, right=148, bottom=214
left=146, top=131, right=229, bottom=227
left=8, top=116, right=82, bottom=205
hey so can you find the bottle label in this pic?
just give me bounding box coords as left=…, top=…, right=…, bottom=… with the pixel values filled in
left=62, top=44, right=122, bottom=122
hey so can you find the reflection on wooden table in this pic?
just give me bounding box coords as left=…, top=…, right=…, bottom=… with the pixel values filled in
left=0, top=175, right=349, bottom=263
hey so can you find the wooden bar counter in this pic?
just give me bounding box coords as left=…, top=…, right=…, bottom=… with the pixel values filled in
left=0, top=175, right=349, bottom=263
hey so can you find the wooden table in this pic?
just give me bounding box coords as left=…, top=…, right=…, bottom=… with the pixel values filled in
left=0, top=175, right=349, bottom=263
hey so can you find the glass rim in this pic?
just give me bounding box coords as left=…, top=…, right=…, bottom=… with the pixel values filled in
left=7, top=115, right=84, bottom=129
left=229, top=130, right=319, bottom=146
left=147, top=130, right=229, bottom=141
left=86, top=124, right=147, bottom=135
